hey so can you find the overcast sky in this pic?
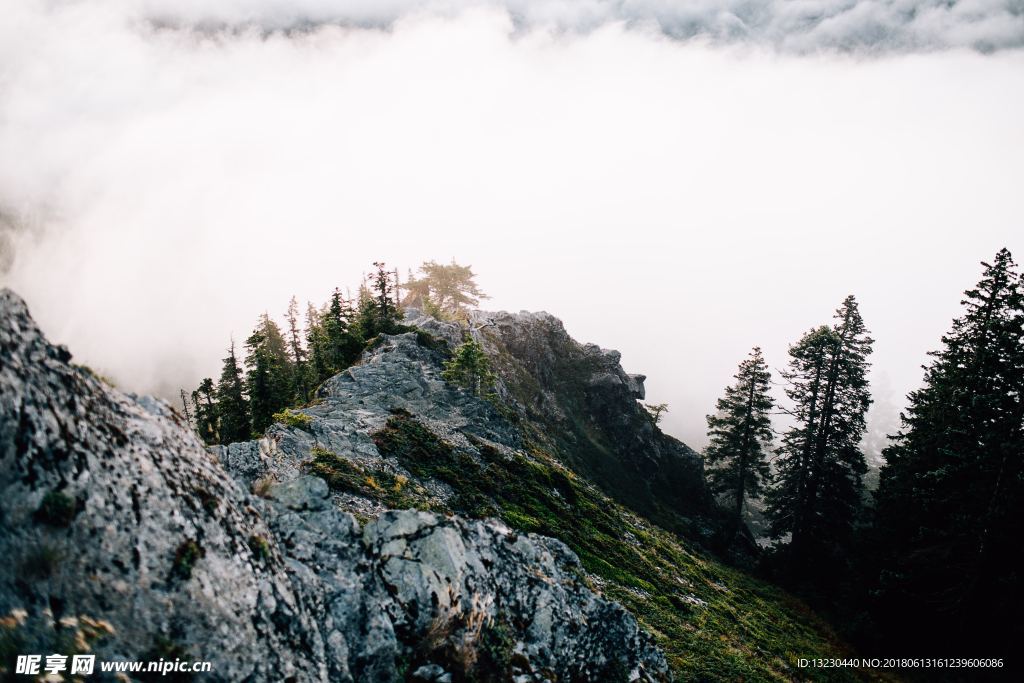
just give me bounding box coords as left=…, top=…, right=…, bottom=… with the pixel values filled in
left=1, top=1, right=1022, bottom=451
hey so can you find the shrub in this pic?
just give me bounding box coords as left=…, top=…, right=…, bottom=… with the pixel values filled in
left=442, top=339, right=495, bottom=397
left=476, top=619, right=515, bottom=679
left=305, top=445, right=425, bottom=509
left=307, top=447, right=365, bottom=494
left=273, top=408, right=313, bottom=430
left=171, top=540, right=204, bottom=580
left=248, top=535, right=272, bottom=563
left=18, top=545, right=62, bottom=581
left=34, top=490, right=76, bottom=527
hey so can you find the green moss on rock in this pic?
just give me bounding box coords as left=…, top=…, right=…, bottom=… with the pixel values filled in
left=368, top=412, right=865, bottom=681
left=273, top=408, right=313, bottom=430
left=171, top=540, right=204, bottom=581
left=34, top=490, right=77, bottom=527
left=304, top=445, right=427, bottom=510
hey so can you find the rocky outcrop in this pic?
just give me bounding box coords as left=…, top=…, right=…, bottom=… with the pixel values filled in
left=0, top=291, right=318, bottom=680
left=405, top=307, right=711, bottom=534
left=215, top=306, right=712, bottom=534
left=0, top=289, right=668, bottom=681
left=214, top=330, right=522, bottom=516
left=467, top=310, right=711, bottom=533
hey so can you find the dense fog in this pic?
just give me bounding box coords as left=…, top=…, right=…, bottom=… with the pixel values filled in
left=1, top=0, right=1021, bottom=451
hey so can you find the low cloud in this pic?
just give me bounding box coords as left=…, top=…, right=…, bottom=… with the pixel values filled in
left=134, top=0, right=1024, bottom=52
left=0, top=1, right=1021, bottom=448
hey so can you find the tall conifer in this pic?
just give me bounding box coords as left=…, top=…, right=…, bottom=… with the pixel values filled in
left=705, top=347, right=775, bottom=529
left=357, top=262, right=403, bottom=337
left=191, top=377, right=219, bottom=445
left=245, top=315, right=292, bottom=435
left=766, top=296, right=872, bottom=563
left=286, top=296, right=311, bottom=401
left=874, top=249, right=1024, bottom=651
left=305, top=302, right=332, bottom=386
left=215, top=340, right=250, bottom=443
left=322, top=289, right=363, bottom=373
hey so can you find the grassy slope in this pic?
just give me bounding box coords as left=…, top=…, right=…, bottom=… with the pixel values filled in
left=308, top=411, right=870, bottom=682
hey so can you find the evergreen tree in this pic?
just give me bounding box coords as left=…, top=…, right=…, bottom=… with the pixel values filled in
left=285, top=296, right=311, bottom=402
left=244, top=314, right=293, bottom=435
left=704, top=347, right=774, bottom=529
left=372, top=261, right=398, bottom=324
left=766, top=296, right=872, bottom=564
left=305, top=301, right=332, bottom=387
left=404, top=259, right=488, bottom=318
left=179, top=389, right=193, bottom=426
left=356, top=262, right=403, bottom=337
left=191, top=377, right=219, bottom=445
left=768, top=326, right=834, bottom=546
left=643, top=403, right=669, bottom=426
left=322, top=288, right=363, bottom=373
left=443, top=338, right=495, bottom=398
left=873, top=249, right=1024, bottom=652
left=215, top=340, right=250, bottom=443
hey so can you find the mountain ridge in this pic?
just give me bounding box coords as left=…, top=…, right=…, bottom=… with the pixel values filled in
left=0, top=288, right=864, bottom=681
left=0, top=289, right=668, bottom=681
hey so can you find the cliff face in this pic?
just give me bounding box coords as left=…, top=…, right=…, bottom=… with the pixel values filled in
left=0, top=290, right=667, bottom=681
left=468, top=311, right=710, bottom=531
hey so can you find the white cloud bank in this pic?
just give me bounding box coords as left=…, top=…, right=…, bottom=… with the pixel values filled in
left=143, top=0, right=1024, bottom=52
left=0, top=1, right=1022, bottom=449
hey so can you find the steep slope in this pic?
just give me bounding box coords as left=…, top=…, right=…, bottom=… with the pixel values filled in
left=217, top=315, right=866, bottom=681
left=0, top=289, right=668, bottom=681
left=409, top=310, right=714, bottom=539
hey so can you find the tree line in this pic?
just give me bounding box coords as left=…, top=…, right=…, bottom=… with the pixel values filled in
left=702, top=248, right=1023, bottom=656
left=184, top=260, right=487, bottom=444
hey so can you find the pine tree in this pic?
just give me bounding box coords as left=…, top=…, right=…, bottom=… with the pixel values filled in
left=285, top=296, right=311, bottom=402
left=766, top=296, right=872, bottom=564
left=356, top=261, right=403, bottom=337
left=191, top=377, right=219, bottom=445
left=873, top=249, right=1024, bottom=652
left=305, top=301, right=332, bottom=387
left=322, top=288, right=363, bottom=373
left=244, top=314, right=293, bottom=435
left=179, top=389, right=192, bottom=426
left=372, top=261, right=397, bottom=324
left=404, top=259, right=488, bottom=318
left=215, top=340, right=250, bottom=444
left=704, top=347, right=774, bottom=529
left=643, top=403, right=669, bottom=426
left=443, top=338, right=495, bottom=397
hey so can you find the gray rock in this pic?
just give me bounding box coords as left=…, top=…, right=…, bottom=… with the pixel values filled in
left=0, top=288, right=670, bottom=682
left=410, top=663, right=445, bottom=681
left=473, top=309, right=710, bottom=528
left=0, top=289, right=324, bottom=682
left=267, top=475, right=330, bottom=511
left=627, top=373, right=647, bottom=400
left=216, top=306, right=708, bottom=538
